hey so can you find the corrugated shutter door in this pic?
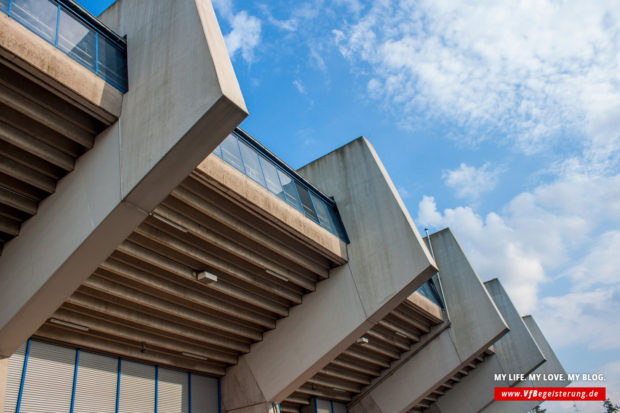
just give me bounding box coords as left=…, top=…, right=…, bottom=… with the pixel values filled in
left=19, top=341, right=75, bottom=412
left=158, top=368, right=188, bottom=413
left=332, top=402, right=348, bottom=413
left=118, top=360, right=155, bottom=413
left=190, top=374, right=218, bottom=413
left=316, top=399, right=331, bottom=413
left=3, top=343, right=25, bottom=413
left=73, top=351, right=118, bottom=413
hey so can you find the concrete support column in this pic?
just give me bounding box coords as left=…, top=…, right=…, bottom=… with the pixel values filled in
left=431, top=279, right=545, bottom=413
left=349, top=228, right=508, bottom=413
left=221, top=138, right=436, bottom=411
left=0, top=0, right=247, bottom=356
left=0, top=356, right=7, bottom=411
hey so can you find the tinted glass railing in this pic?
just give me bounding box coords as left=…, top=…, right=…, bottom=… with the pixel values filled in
left=1, top=0, right=128, bottom=92
left=214, top=130, right=349, bottom=243
left=416, top=277, right=444, bottom=307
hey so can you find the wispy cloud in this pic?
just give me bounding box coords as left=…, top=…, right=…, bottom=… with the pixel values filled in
left=293, top=79, right=307, bottom=95
left=213, top=0, right=262, bottom=62
left=442, top=162, right=501, bottom=200
left=334, top=0, right=620, bottom=166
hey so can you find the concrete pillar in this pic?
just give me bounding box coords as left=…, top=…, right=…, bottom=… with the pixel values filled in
left=221, top=138, right=437, bottom=411
left=431, top=279, right=546, bottom=413
left=0, top=356, right=7, bottom=411
left=481, top=315, right=570, bottom=413
left=0, top=0, right=247, bottom=356
left=349, top=228, right=508, bottom=413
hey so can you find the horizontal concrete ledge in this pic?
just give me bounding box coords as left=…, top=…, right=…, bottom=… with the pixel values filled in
left=0, top=12, right=122, bottom=124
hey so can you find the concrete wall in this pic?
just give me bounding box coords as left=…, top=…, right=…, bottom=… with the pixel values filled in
left=349, top=228, right=508, bottom=413
left=221, top=137, right=437, bottom=412
left=0, top=0, right=247, bottom=357
left=481, top=316, right=570, bottom=413
left=432, top=279, right=545, bottom=413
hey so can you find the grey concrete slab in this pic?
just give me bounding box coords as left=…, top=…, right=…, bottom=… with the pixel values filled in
left=0, top=0, right=246, bottom=357
left=481, top=316, right=570, bottom=413
left=431, top=279, right=546, bottom=413
left=222, top=138, right=436, bottom=411
left=349, top=228, right=508, bottom=413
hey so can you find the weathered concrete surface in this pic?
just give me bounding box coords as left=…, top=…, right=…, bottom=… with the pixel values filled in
left=222, top=138, right=436, bottom=410
left=481, top=315, right=570, bottom=413
left=432, top=279, right=545, bottom=413
left=0, top=356, right=7, bottom=411
left=349, top=228, right=508, bottom=413
left=0, top=12, right=121, bottom=123
left=0, top=0, right=247, bottom=357
left=197, top=155, right=347, bottom=261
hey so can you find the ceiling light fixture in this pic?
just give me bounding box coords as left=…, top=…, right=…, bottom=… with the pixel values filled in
left=395, top=331, right=409, bottom=339
left=266, top=269, right=289, bottom=282
left=357, top=337, right=369, bottom=344
left=332, top=387, right=347, bottom=393
left=49, top=318, right=89, bottom=332
left=181, top=352, right=208, bottom=361
left=195, top=271, right=218, bottom=283
left=151, top=212, right=188, bottom=232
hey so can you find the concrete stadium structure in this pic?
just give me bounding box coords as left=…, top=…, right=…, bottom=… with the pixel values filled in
left=0, top=0, right=568, bottom=412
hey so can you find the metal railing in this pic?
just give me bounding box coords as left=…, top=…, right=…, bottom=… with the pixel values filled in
left=213, top=129, right=349, bottom=243
left=1, top=0, right=128, bottom=92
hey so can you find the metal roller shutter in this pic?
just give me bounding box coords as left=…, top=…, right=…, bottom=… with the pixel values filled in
left=3, top=343, right=26, bottom=413
left=157, top=368, right=189, bottom=413
left=19, top=341, right=75, bottom=413
left=190, top=374, right=218, bottom=413
left=73, top=351, right=118, bottom=413
left=118, top=360, right=155, bottom=413
left=316, top=398, right=331, bottom=413
left=332, top=401, right=348, bottom=413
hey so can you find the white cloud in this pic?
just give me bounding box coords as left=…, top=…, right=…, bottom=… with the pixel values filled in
left=416, top=172, right=620, bottom=316
left=293, top=79, right=307, bottom=95
left=442, top=162, right=500, bottom=200
left=224, top=11, right=262, bottom=62
left=335, top=0, right=620, bottom=164
left=212, top=1, right=262, bottom=63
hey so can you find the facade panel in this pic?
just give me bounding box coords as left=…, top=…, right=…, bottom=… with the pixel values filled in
left=74, top=351, right=118, bottom=413
left=3, top=343, right=25, bottom=413
left=190, top=374, right=219, bottom=413
left=158, top=368, right=189, bottom=413
left=118, top=360, right=155, bottom=413
left=19, top=341, right=74, bottom=413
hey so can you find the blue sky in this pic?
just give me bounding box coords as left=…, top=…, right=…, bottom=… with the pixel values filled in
left=84, top=1, right=620, bottom=410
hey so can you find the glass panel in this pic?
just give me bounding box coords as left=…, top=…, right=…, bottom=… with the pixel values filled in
left=328, top=205, right=348, bottom=241
left=0, top=0, right=9, bottom=12
left=277, top=169, right=302, bottom=210
left=98, top=34, right=127, bottom=89
left=295, top=182, right=318, bottom=222
left=58, top=8, right=96, bottom=69
left=238, top=140, right=266, bottom=186
left=212, top=143, right=222, bottom=157
left=259, top=155, right=284, bottom=198
left=11, top=0, right=58, bottom=43
left=417, top=280, right=442, bottom=306
left=220, top=134, right=244, bottom=172
left=310, top=193, right=333, bottom=231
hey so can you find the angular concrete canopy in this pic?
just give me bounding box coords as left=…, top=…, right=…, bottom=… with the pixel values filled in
left=0, top=0, right=247, bottom=357
left=481, top=315, right=570, bottom=413
left=430, top=278, right=546, bottom=413
left=350, top=228, right=508, bottom=413
left=221, top=137, right=437, bottom=412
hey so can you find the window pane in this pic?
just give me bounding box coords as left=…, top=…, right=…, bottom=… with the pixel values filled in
left=58, top=8, right=96, bottom=69
left=328, top=205, right=348, bottom=241
left=277, top=170, right=301, bottom=210
left=239, top=141, right=265, bottom=186
left=212, top=142, right=222, bottom=157
left=295, top=182, right=318, bottom=222
left=311, top=193, right=333, bottom=231
left=11, top=0, right=58, bottom=43
left=0, top=0, right=9, bottom=12
left=98, top=35, right=127, bottom=90
left=220, top=134, right=244, bottom=172
left=259, top=156, right=284, bottom=198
